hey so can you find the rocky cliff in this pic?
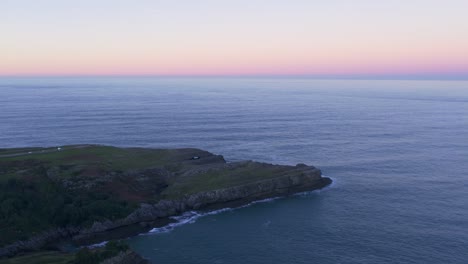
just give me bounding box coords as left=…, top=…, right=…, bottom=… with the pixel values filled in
left=0, top=145, right=331, bottom=258
left=74, top=166, right=330, bottom=244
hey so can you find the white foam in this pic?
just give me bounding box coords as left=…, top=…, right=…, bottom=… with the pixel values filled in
left=326, top=176, right=336, bottom=188
left=87, top=240, right=108, bottom=248
left=144, top=180, right=334, bottom=235
left=148, top=208, right=233, bottom=234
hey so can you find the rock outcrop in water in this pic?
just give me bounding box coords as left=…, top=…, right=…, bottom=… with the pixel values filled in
left=0, top=145, right=331, bottom=258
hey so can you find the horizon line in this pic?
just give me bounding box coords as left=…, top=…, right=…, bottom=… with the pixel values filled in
left=1, top=74, right=468, bottom=81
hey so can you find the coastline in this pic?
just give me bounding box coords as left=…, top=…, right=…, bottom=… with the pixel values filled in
left=88, top=180, right=334, bottom=251
left=75, top=176, right=332, bottom=247
left=0, top=145, right=332, bottom=259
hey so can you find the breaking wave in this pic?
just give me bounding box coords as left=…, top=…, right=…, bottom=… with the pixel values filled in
left=147, top=183, right=332, bottom=234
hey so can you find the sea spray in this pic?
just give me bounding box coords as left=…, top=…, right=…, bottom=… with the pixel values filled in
left=145, top=184, right=333, bottom=235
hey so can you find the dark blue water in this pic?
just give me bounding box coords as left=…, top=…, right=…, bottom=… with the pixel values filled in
left=1, top=77, right=467, bottom=263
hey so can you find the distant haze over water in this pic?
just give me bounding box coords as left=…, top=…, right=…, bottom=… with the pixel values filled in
left=1, top=77, right=467, bottom=263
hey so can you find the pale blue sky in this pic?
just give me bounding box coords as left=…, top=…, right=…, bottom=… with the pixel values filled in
left=1, top=0, right=468, bottom=77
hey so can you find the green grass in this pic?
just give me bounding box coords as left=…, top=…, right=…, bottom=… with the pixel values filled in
left=0, top=146, right=145, bottom=246
left=0, top=145, right=202, bottom=246
left=0, top=145, right=303, bottom=248
left=0, top=148, right=44, bottom=155
left=1, top=145, right=185, bottom=172
left=162, top=162, right=293, bottom=198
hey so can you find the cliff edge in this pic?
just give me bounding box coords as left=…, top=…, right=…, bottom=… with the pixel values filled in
left=0, top=145, right=331, bottom=258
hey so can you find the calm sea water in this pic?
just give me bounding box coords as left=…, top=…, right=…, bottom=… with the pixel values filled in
left=1, top=77, right=467, bottom=264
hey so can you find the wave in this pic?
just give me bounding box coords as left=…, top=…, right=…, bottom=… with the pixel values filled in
left=148, top=208, right=233, bottom=234
left=87, top=178, right=334, bottom=248
left=87, top=240, right=108, bottom=248
left=146, top=181, right=334, bottom=234
left=146, top=198, right=281, bottom=234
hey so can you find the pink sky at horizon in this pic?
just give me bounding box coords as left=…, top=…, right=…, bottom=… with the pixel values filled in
left=1, top=0, right=468, bottom=78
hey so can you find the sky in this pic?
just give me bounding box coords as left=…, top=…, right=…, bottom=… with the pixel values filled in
left=1, top=0, right=468, bottom=78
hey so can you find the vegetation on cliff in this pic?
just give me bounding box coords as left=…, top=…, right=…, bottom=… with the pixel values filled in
left=0, top=145, right=329, bottom=254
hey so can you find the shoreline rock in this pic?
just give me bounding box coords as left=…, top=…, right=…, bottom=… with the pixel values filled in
left=73, top=173, right=331, bottom=245
left=1, top=175, right=330, bottom=258
left=0, top=146, right=332, bottom=258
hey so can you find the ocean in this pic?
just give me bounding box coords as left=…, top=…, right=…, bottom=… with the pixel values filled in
left=1, top=77, right=467, bottom=263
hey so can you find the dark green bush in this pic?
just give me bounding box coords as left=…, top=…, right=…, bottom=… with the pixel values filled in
left=0, top=176, right=135, bottom=246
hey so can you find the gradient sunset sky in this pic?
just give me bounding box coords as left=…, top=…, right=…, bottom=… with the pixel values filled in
left=1, top=0, right=468, bottom=78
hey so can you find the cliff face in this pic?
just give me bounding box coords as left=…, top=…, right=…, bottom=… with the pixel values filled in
left=0, top=146, right=331, bottom=258
left=73, top=165, right=330, bottom=244
left=0, top=168, right=330, bottom=258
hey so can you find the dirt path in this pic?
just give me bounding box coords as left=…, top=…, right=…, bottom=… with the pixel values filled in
left=0, top=145, right=92, bottom=158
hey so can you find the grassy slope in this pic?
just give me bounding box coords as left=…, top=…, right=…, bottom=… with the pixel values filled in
left=0, top=145, right=170, bottom=246
left=162, top=162, right=297, bottom=198
left=0, top=145, right=305, bottom=247
left=0, top=145, right=181, bottom=171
